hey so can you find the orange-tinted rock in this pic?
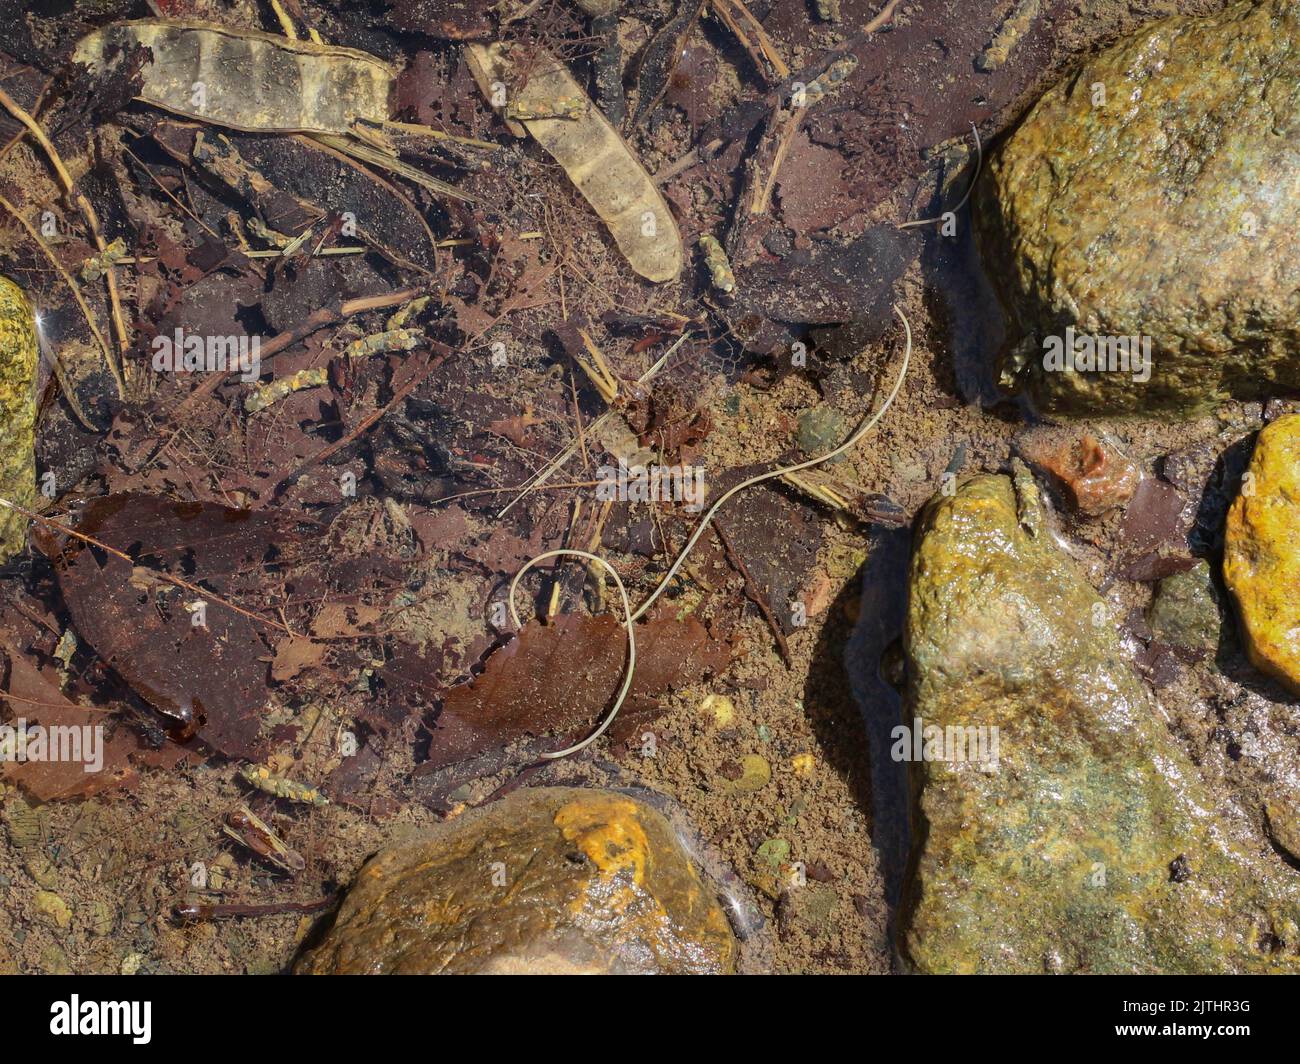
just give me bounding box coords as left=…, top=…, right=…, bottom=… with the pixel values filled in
left=1017, top=428, right=1140, bottom=515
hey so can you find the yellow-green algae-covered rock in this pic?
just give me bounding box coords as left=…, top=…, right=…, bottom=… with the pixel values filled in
left=1224, top=414, right=1300, bottom=695
left=978, top=0, right=1300, bottom=414
left=297, top=787, right=737, bottom=974
left=901, top=466, right=1300, bottom=973
left=0, top=276, right=38, bottom=562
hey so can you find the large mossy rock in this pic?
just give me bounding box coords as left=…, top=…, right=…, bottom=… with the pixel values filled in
left=0, top=276, right=38, bottom=563
left=297, top=787, right=737, bottom=974
left=1224, top=413, right=1300, bottom=695
left=900, top=468, right=1300, bottom=973
left=978, top=0, right=1300, bottom=414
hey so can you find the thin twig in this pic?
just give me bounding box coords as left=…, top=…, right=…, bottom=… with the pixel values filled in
left=0, top=86, right=129, bottom=395
left=712, top=516, right=791, bottom=667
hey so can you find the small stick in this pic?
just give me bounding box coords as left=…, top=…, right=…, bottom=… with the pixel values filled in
left=0, top=87, right=129, bottom=395
left=381, top=120, right=500, bottom=150
left=712, top=516, right=792, bottom=667
left=711, top=0, right=790, bottom=80
left=174, top=897, right=334, bottom=921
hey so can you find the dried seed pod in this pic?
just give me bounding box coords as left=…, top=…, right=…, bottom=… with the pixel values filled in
left=224, top=806, right=305, bottom=873
left=0, top=276, right=39, bottom=563
left=238, top=765, right=329, bottom=806
left=698, top=235, right=736, bottom=294
left=73, top=20, right=395, bottom=135
left=466, top=43, right=683, bottom=283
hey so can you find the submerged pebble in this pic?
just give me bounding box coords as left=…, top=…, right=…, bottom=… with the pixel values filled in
left=297, top=787, right=737, bottom=975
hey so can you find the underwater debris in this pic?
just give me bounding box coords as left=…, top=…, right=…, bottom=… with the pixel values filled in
left=74, top=20, right=396, bottom=135
left=466, top=42, right=684, bottom=282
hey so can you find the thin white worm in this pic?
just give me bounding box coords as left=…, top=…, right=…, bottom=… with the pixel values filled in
left=898, top=123, right=982, bottom=230
left=506, top=305, right=913, bottom=761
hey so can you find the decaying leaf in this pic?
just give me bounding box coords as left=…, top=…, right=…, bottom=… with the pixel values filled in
left=465, top=43, right=683, bottom=283
left=52, top=495, right=308, bottom=759
left=74, top=20, right=396, bottom=135
left=0, top=652, right=138, bottom=801
left=424, top=612, right=730, bottom=772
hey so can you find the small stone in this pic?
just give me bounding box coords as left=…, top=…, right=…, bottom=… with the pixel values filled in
left=1148, top=560, right=1222, bottom=656
left=755, top=838, right=791, bottom=869
left=39, top=944, right=72, bottom=975
left=791, top=752, right=815, bottom=776
left=1017, top=428, right=1140, bottom=515
left=120, top=952, right=144, bottom=975
left=721, top=753, right=771, bottom=795
left=776, top=885, right=841, bottom=938
left=297, top=787, right=736, bottom=975
left=24, top=854, right=58, bottom=890
left=34, top=890, right=72, bottom=929
left=1224, top=414, right=1300, bottom=694
left=699, top=693, right=735, bottom=727
left=797, top=405, right=849, bottom=463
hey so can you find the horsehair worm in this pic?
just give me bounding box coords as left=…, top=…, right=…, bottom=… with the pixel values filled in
left=73, top=20, right=396, bottom=135
left=509, top=306, right=913, bottom=761
left=465, top=42, right=684, bottom=283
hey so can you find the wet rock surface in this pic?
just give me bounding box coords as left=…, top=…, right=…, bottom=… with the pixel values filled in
left=0, top=277, right=38, bottom=563
left=1149, top=560, right=1223, bottom=657
left=1224, top=414, right=1300, bottom=695
left=979, top=0, right=1300, bottom=414
left=297, top=787, right=736, bottom=974
left=901, top=468, right=1300, bottom=973
left=1016, top=427, right=1140, bottom=515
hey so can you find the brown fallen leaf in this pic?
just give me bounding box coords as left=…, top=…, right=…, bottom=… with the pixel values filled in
left=271, top=637, right=328, bottom=682
left=51, top=494, right=309, bottom=759
left=423, top=612, right=730, bottom=772
left=0, top=652, right=137, bottom=801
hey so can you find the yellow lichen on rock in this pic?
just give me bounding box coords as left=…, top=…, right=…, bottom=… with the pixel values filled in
left=1224, top=414, right=1300, bottom=695
left=555, top=794, right=650, bottom=886
left=0, top=276, right=38, bottom=563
